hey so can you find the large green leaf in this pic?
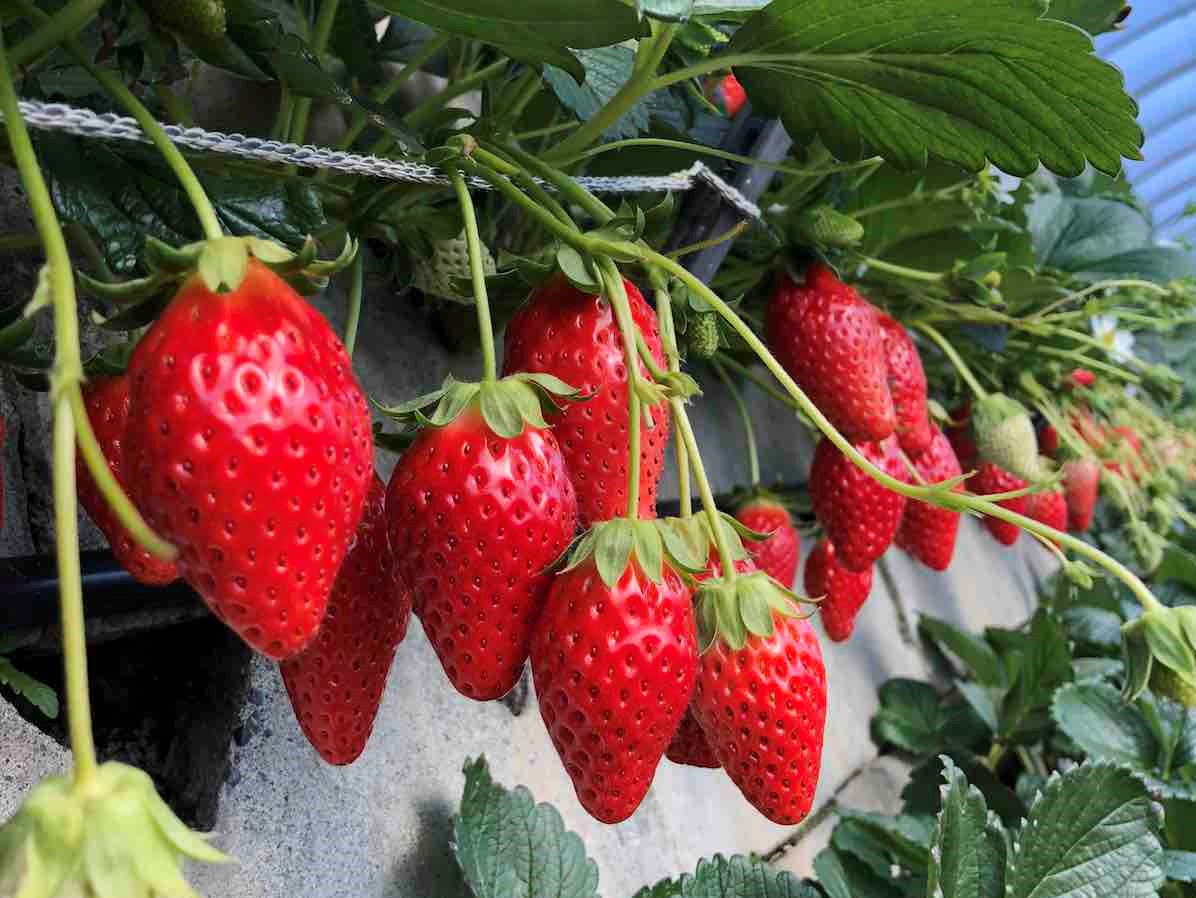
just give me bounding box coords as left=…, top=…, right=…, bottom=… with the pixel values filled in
left=926, top=757, right=1006, bottom=898
left=901, top=753, right=1025, bottom=829
left=1005, top=764, right=1164, bottom=898
left=1029, top=193, right=1149, bottom=268
left=1050, top=682, right=1157, bottom=770
left=919, top=616, right=1007, bottom=687
left=669, top=855, right=819, bottom=897
left=998, top=610, right=1072, bottom=742
left=373, top=0, right=643, bottom=76
left=40, top=136, right=325, bottom=274
left=872, top=678, right=989, bottom=756
left=726, top=0, right=1142, bottom=176
left=811, top=847, right=901, bottom=898
left=0, top=657, right=59, bottom=720
left=1047, top=0, right=1130, bottom=35
left=452, top=757, right=599, bottom=898
left=543, top=48, right=653, bottom=141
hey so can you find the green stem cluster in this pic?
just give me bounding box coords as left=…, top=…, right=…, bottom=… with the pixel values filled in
left=450, top=169, right=498, bottom=383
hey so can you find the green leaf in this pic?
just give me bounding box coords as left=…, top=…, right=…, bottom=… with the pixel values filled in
left=452, top=757, right=600, bottom=898
left=998, top=609, right=1072, bottom=742
left=0, top=657, right=59, bottom=719
left=1050, top=682, right=1157, bottom=770
left=1006, top=764, right=1164, bottom=898
left=956, top=682, right=1000, bottom=734
left=635, top=0, right=694, bottom=21
left=902, top=753, right=1025, bottom=829
left=672, top=853, right=819, bottom=897
left=727, top=0, right=1142, bottom=176
left=1164, top=850, right=1196, bottom=883
left=927, top=757, right=1006, bottom=898
left=872, top=678, right=989, bottom=757
left=632, top=879, right=683, bottom=898
left=1046, top=0, right=1129, bottom=35
left=1061, top=606, right=1123, bottom=649
left=372, top=0, right=644, bottom=77
left=835, top=810, right=933, bottom=873
left=556, top=245, right=600, bottom=292
left=543, top=47, right=654, bottom=142
left=920, top=616, right=1006, bottom=687
left=812, top=847, right=900, bottom=898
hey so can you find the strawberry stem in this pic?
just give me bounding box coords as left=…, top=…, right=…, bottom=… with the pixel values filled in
left=0, top=26, right=100, bottom=786
left=344, top=248, right=364, bottom=359
left=651, top=279, right=692, bottom=517
left=675, top=400, right=737, bottom=583
left=601, top=259, right=644, bottom=517
left=289, top=0, right=343, bottom=145
left=915, top=322, right=988, bottom=400
left=491, top=141, right=615, bottom=225
left=711, top=357, right=760, bottom=489
left=11, top=0, right=223, bottom=241
left=7, top=0, right=103, bottom=68
left=449, top=170, right=498, bottom=383
left=1029, top=278, right=1169, bottom=321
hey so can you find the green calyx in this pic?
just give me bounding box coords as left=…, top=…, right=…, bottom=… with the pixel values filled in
left=973, top=392, right=1045, bottom=482
left=694, top=570, right=808, bottom=653
left=0, top=761, right=226, bottom=898
left=78, top=235, right=357, bottom=306
left=790, top=205, right=864, bottom=249
left=1122, top=606, right=1196, bottom=702
left=375, top=372, right=582, bottom=439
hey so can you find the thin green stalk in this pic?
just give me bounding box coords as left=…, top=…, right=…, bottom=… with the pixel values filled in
left=8, top=0, right=104, bottom=68
left=544, top=22, right=679, bottom=162
left=0, top=27, right=99, bottom=785
left=915, top=322, right=988, bottom=400
left=153, top=84, right=191, bottom=126
left=332, top=34, right=451, bottom=152
left=473, top=144, right=579, bottom=231
left=513, top=120, right=578, bottom=141
left=712, top=357, right=760, bottom=488
left=495, top=141, right=615, bottom=224
left=272, top=85, right=295, bottom=141
left=849, top=180, right=972, bottom=219
left=668, top=221, right=749, bottom=260
left=289, top=0, right=342, bottom=144
left=717, top=353, right=800, bottom=412
left=451, top=170, right=498, bottom=382
left=983, top=742, right=1005, bottom=771
left=370, top=59, right=508, bottom=154
left=602, top=259, right=643, bottom=515
left=344, top=247, right=364, bottom=359
left=502, top=70, right=544, bottom=129
left=1007, top=339, right=1142, bottom=384
left=13, top=0, right=222, bottom=240
left=1030, top=278, right=1169, bottom=321
left=862, top=256, right=946, bottom=284
left=676, top=397, right=737, bottom=582
left=653, top=285, right=691, bottom=517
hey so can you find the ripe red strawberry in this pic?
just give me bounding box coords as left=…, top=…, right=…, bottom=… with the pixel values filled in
left=78, top=376, right=178, bottom=586
left=972, top=463, right=1029, bottom=546
left=945, top=403, right=978, bottom=470
left=502, top=274, right=669, bottom=525
left=809, top=435, right=908, bottom=571
left=126, top=260, right=373, bottom=659
left=388, top=405, right=577, bottom=701
left=1025, top=488, right=1067, bottom=538
left=665, top=707, right=719, bottom=769
left=895, top=427, right=963, bottom=571
left=765, top=264, right=895, bottom=443
left=691, top=572, right=826, bottom=824
left=734, top=498, right=800, bottom=587
left=281, top=474, right=411, bottom=765
left=876, top=312, right=932, bottom=454
left=1067, top=368, right=1096, bottom=389
left=805, top=539, right=873, bottom=642
left=1064, top=458, right=1100, bottom=532
left=531, top=557, right=697, bottom=823
left=720, top=73, right=747, bottom=117
left=1038, top=422, right=1060, bottom=459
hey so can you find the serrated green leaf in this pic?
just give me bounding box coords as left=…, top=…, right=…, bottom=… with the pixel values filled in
left=998, top=609, right=1072, bottom=742
left=872, top=679, right=989, bottom=757
left=1047, top=0, right=1129, bottom=35
left=812, top=847, right=900, bottom=898
left=1164, top=850, right=1196, bottom=883
left=956, top=682, right=1000, bottom=735
left=727, top=0, right=1142, bottom=176
left=1142, top=614, right=1196, bottom=682
left=927, top=756, right=1006, bottom=898
left=543, top=47, right=654, bottom=142
left=673, top=853, right=819, bottom=897
left=632, top=878, right=683, bottom=898
left=0, top=657, right=58, bottom=719
left=901, top=753, right=1025, bottom=829
left=595, top=519, right=635, bottom=587
left=1051, top=682, right=1157, bottom=770
left=1061, top=606, right=1122, bottom=649
left=1124, top=631, right=1153, bottom=702
left=452, top=757, right=600, bottom=898
left=1006, top=764, right=1164, bottom=898
left=920, top=615, right=1006, bottom=687
left=835, top=810, right=933, bottom=873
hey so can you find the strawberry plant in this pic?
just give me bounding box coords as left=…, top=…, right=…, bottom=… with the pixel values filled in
left=1, top=0, right=1196, bottom=894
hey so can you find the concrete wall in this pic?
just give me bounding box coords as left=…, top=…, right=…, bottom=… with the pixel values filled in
left=0, top=263, right=1057, bottom=896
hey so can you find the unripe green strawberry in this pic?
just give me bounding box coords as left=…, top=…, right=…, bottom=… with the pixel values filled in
left=142, top=0, right=226, bottom=41
left=412, top=233, right=496, bottom=303
left=1150, top=663, right=1196, bottom=708
left=686, top=311, right=721, bottom=358
left=973, top=392, right=1042, bottom=482
left=792, top=205, right=864, bottom=249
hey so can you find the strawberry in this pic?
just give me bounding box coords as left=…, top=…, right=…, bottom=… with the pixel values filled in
left=972, top=393, right=1042, bottom=482
left=972, top=463, right=1029, bottom=546
left=945, top=403, right=978, bottom=470
left=1025, top=488, right=1067, bottom=538
left=691, top=567, right=826, bottom=824
left=387, top=390, right=578, bottom=701
left=809, top=435, right=909, bottom=571
left=665, top=707, right=719, bottom=769
left=1064, top=458, right=1100, bottom=532
left=126, top=259, right=373, bottom=659
left=1066, top=368, right=1096, bottom=389
left=805, top=539, right=873, bottom=642
left=765, top=264, right=896, bottom=443
left=720, top=73, right=747, bottom=117
left=1038, top=422, right=1060, bottom=459
left=502, top=274, right=669, bottom=525
left=531, top=547, right=697, bottom=823
left=734, top=497, right=800, bottom=587
left=876, top=312, right=932, bottom=455
left=281, top=474, right=411, bottom=765
left=895, top=427, right=963, bottom=571
left=142, top=0, right=227, bottom=41
left=78, top=376, right=178, bottom=586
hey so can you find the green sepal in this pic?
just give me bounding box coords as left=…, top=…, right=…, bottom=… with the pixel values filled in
left=1138, top=610, right=1196, bottom=687
left=556, top=245, right=600, bottom=292
left=657, top=516, right=713, bottom=575
left=561, top=518, right=695, bottom=588
left=0, top=314, right=35, bottom=354
left=0, top=761, right=226, bottom=898
left=143, top=236, right=202, bottom=275
left=694, top=570, right=809, bottom=652
left=76, top=269, right=166, bottom=305
left=1121, top=625, right=1152, bottom=702
left=197, top=236, right=250, bottom=293
left=91, top=292, right=171, bottom=332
